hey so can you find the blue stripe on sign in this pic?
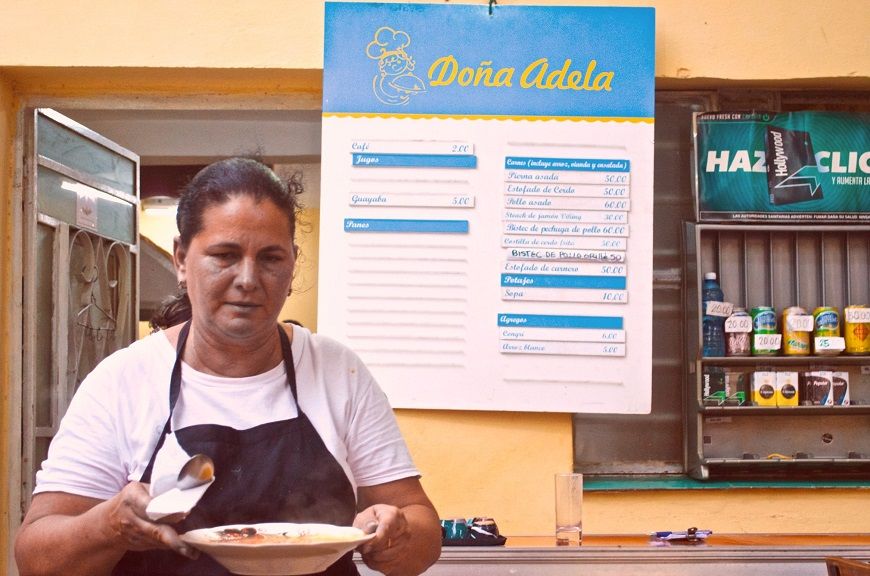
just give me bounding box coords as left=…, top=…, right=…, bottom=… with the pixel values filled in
left=498, top=313, right=623, bottom=329
left=353, top=153, right=477, bottom=168
left=344, top=219, right=469, bottom=233
left=500, top=274, right=626, bottom=289
left=504, top=157, right=630, bottom=172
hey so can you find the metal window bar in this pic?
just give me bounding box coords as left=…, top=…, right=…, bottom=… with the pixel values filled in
left=794, top=233, right=801, bottom=306
left=843, top=234, right=852, bottom=302
left=766, top=231, right=772, bottom=306
left=824, top=232, right=832, bottom=309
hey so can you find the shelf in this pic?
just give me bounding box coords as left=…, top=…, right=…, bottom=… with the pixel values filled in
left=700, top=458, right=870, bottom=481
left=700, top=405, right=870, bottom=415
left=699, top=356, right=870, bottom=366
left=705, top=458, right=870, bottom=466
left=689, top=223, right=870, bottom=233
left=584, top=475, right=870, bottom=490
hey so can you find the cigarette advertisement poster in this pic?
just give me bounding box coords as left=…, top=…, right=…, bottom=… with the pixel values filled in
left=320, top=2, right=655, bottom=413
left=695, top=111, right=870, bottom=222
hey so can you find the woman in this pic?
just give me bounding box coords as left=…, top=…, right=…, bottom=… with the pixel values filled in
left=15, top=158, right=442, bottom=576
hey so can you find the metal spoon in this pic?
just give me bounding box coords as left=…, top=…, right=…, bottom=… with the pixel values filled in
left=176, top=454, right=215, bottom=490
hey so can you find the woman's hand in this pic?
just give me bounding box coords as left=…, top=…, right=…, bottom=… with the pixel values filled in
left=15, top=484, right=198, bottom=576
left=353, top=504, right=409, bottom=574
left=354, top=478, right=441, bottom=576
left=104, top=482, right=198, bottom=558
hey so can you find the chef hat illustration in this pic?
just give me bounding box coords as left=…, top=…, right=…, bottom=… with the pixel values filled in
left=366, top=26, right=412, bottom=60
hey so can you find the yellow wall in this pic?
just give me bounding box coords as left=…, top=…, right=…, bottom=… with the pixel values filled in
left=1, top=4, right=868, bottom=565
left=0, top=0, right=867, bottom=83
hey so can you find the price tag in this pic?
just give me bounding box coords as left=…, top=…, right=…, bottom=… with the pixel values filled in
left=786, top=315, right=815, bottom=332
left=753, top=333, right=782, bottom=351
left=724, top=315, right=752, bottom=333
left=814, top=336, right=846, bottom=352
left=845, top=307, right=870, bottom=323
left=706, top=301, right=732, bottom=318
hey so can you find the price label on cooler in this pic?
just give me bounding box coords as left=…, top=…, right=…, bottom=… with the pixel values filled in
left=724, top=315, right=752, bottom=333
left=753, top=333, right=782, bottom=351
left=705, top=301, right=733, bottom=318
left=845, top=307, right=870, bottom=323
left=814, top=336, right=846, bottom=353
left=786, top=315, right=815, bottom=332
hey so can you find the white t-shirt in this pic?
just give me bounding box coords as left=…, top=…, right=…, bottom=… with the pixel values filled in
left=34, top=325, right=419, bottom=500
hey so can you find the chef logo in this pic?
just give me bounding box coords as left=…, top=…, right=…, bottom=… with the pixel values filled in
left=366, top=27, right=426, bottom=106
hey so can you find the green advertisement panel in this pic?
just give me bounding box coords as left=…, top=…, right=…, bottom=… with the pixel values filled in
left=694, top=111, right=870, bottom=222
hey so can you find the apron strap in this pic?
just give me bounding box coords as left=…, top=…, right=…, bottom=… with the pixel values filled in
left=277, top=323, right=299, bottom=403
left=141, top=320, right=192, bottom=479
left=169, top=320, right=192, bottom=412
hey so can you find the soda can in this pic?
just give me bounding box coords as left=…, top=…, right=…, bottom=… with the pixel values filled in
left=725, top=307, right=751, bottom=357
left=844, top=305, right=870, bottom=355
left=751, top=306, right=777, bottom=356
left=781, top=306, right=810, bottom=356
left=813, top=306, right=840, bottom=355
left=813, top=306, right=840, bottom=336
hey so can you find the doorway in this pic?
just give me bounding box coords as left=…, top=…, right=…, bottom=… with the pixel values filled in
left=8, top=104, right=327, bottom=555
left=56, top=108, right=326, bottom=330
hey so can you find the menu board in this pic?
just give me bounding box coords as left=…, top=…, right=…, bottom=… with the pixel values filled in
left=320, top=2, right=655, bottom=413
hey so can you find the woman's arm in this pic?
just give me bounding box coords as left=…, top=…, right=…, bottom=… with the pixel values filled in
left=354, top=477, right=441, bottom=576
left=15, top=484, right=197, bottom=576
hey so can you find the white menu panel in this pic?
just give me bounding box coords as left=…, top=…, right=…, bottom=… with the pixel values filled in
left=321, top=3, right=655, bottom=413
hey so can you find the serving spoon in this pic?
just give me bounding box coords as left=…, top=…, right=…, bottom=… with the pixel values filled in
left=176, top=454, right=215, bottom=490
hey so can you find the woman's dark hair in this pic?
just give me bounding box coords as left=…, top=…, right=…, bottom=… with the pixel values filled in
left=149, top=158, right=302, bottom=331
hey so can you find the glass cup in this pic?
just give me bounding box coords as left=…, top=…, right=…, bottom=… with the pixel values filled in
left=554, top=472, right=583, bottom=546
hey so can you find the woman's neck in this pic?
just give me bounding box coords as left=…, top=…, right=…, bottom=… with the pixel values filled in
left=183, top=323, right=285, bottom=378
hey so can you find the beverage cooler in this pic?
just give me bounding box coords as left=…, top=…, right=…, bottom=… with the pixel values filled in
left=683, top=222, right=870, bottom=480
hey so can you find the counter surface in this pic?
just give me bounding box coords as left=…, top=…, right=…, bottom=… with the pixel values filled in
left=508, top=533, right=870, bottom=547
left=357, top=533, right=870, bottom=575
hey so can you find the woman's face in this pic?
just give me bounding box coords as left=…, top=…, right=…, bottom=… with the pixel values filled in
left=174, top=194, right=296, bottom=344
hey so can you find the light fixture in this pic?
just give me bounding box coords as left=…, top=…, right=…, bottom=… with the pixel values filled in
left=141, top=195, right=179, bottom=215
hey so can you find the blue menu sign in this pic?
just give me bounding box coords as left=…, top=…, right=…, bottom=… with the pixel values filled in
left=319, top=2, right=656, bottom=414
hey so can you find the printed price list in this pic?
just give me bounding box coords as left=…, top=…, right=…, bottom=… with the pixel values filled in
left=499, top=154, right=631, bottom=357
left=338, top=138, right=477, bottom=370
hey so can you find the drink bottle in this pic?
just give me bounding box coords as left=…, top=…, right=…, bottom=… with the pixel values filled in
left=702, top=272, right=726, bottom=357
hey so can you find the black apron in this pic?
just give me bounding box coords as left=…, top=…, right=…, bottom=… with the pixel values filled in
left=113, top=322, right=359, bottom=576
